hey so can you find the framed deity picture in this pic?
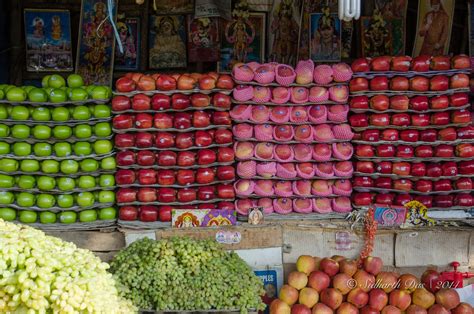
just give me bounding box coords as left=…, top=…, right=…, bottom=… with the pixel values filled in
left=360, top=16, right=392, bottom=57
left=187, top=16, right=219, bottom=63
left=114, top=16, right=140, bottom=71
left=24, top=9, right=73, bottom=72
left=309, top=12, right=341, bottom=62
left=218, top=12, right=266, bottom=73
left=76, top=0, right=117, bottom=86
left=149, top=15, right=187, bottom=69
left=152, top=0, right=194, bottom=14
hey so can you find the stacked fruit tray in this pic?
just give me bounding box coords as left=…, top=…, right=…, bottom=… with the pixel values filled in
left=232, top=61, right=354, bottom=218
left=349, top=55, right=474, bottom=211
left=0, top=75, right=117, bottom=230
left=113, top=73, right=236, bottom=228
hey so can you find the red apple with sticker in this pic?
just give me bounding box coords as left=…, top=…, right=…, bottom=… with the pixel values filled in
left=426, top=164, right=443, bottom=177
left=175, top=132, right=194, bottom=149
left=197, top=186, right=215, bottom=201
left=151, top=94, right=171, bottom=110
left=449, top=93, right=469, bottom=107
left=392, top=162, right=411, bottom=176
left=196, top=168, right=215, bottom=184
left=171, top=94, right=191, bottom=110
left=113, top=114, right=134, bottom=129
left=112, top=95, right=131, bottom=111
left=158, top=206, right=172, bottom=221
left=394, top=179, right=413, bottom=192
left=391, top=56, right=412, bottom=71
left=350, top=77, right=369, bottom=92
left=155, top=132, right=174, bottom=148
left=361, top=130, right=380, bottom=142
left=415, top=145, right=433, bottom=157
left=450, top=73, right=470, bottom=89
left=441, top=162, right=458, bottom=176
left=411, top=163, right=427, bottom=176
left=454, top=194, right=474, bottom=207
left=391, top=113, right=410, bottom=126
left=435, top=145, right=454, bottom=157
left=400, top=129, right=419, bottom=142
left=456, top=178, right=473, bottom=190
left=370, top=113, right=390, bottom=126
left=157, top=151, right=177, bottom=166
left=377, top=144, right=396, bottom=157
left=381, top=129, right=399, bottom=141
left=390, top=76, right=409, bottom=91
left=194, top=130, right=212, bottom=147
left=176, top=169, right=195, bottom=185
left=376, top=161, right=393, bottom=174
left=115, top=133, right=135, bottom=148
left=420, top=129, right=437, bottom=142
left=411, top=55, right=431, bottom=71
left=177, top=188, right=197, bottom=203
left=177, top=151, right=196, bottom=166
left=135, top=113, right=153, bottom=129
left=394, top=194, right=412, bottom=206
left=352, top=58, right=370, bottom=72
left=173, top=112, right=192, bottom=129
left=410, top=96, right=429, bottom=111
left=156, top=170, right=175, bottom=185
left=411, top=114, right=430, bottom=126
left=410, top=76, right=429, bottom=91
left=353, top=176, right=375, bottom=188
left=356, top=161, right=375, bottom=173
left=375, top=177, right=392, bottom=189
left=351, top=96, right=369, bottom=109
left=438, top=127, right=457, bottom=141
left=389, top=95, right=409, bottom=110
left=356, top=145, right=375, bottom=157
left=397, top=145, right=415, bottom=158
left=154, top=113, right=173, bottom=129
left=217, top=184, right=235, bottom=199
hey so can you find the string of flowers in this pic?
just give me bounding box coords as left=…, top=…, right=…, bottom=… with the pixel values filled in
left=358, top=205, right=378, bottom=266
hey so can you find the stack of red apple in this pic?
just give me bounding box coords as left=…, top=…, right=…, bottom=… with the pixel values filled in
left=349, top=55, right=474, bottom=210
left=232, top=61, right=354, bottom=216
left=270, top=254, right=472, bottom=314
left=114, top=72, right=236, bottom=224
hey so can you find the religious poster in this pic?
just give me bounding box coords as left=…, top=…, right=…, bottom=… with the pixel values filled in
left=413, top=0, right=455, bottom=56
left=309, top=10, right=341, bottom=62
left=24, top=9, right=73, bottom=72
left=187, top=17, right=220, bottom=63
left=152, top=0, right=194, bottom=14
left=218, top=12, right=266, bottom=72
left=268, top=0, right=302, bottom=65
left=360, top=15, right=393, bottom=57
left=149, top=15, right=187, bottom=69
left=114, top=16, right=140, bottom=70
left=375, top=0, right=408, bottom=55
left=76, top=0, right=117, bottom=86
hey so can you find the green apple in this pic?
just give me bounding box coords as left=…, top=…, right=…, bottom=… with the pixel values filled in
left=72, top=106, right=91, bottom=120
left=11, top=106, right=30, bottom=120
left=52, top=125, right=72, bottom=139
left=98, top=191, right=115, bottom=203
left=51, top=107, right=70, bottom=121
left=0, top=124, right=10, bottom=137
left=93, top=122, right=112, bottom=137
left=67, top=74, right=84, bottom=88
left=31, top=106, right=51, bottom=120
left=58, top=211, right=77, bottom=224
left=79, top=209, right=97, bottom=222
left=36, top=194, right=56, bottom=208
left=41, top=160, right=59, bottom=174
left=69, top=88, right=88, bottom=101
left=0, top=90, right=4, bottom=101
left=19, top=210, right=37, bottom=223
left=16, top=192, right=35, bottom=207
left=0, top=208, right=16, bottom=221
left=28, top=88, right=48, bottom=103
left=0, top=191, right=14, bottom=204
left=37, top=176, right=56, bottom=190
left=48, top=74, right=66, bottom=89
left=0, top=104, right=8, bottom=119
left=60, top=160, right=79, bottom=174
left=99, top=207, right=116, bottom=220
left=85, top=85, right=96, bottom=96
left=80, top=159, right=98, bottom=172
left=78, top=176, right=96, bottom=189
left=17, top=175, right=35, bottom=189
left=91, top=86, right=110, bottom=100
left=23, top=86, right=35, bottom=94
left=100, top=157, right=116, bottom=170
left=99, top=174, right=115, bottom=187
left=76, top=191, right=95, bottom=208
left=73, top=142, right=92, bottom=156
left=93, top=104, right=111, bottom=118
left=39, top=211, right=56, bottom=224
left=32, top=125, right=51, bottom=140
left=57, top=194, right=74, bottom=208
left=33, top=143, right=52, bottom=157
left=0, top=159, right=19, bottom=172
left=0, top=142, right=11, bottom=154
left=93, top=140, right=113, bottom=154
left=6, top=87, right=27, bottom=102
left=57, top=177, right=75, bottom=191
left=49, top=88, right=67, bottom=103
left=20, top=159, right=40, bottom=172
left=12, top=142, right=31, bottom=156
left=0, top=174, right=14, bottom=188
left=3, top=85, right=15, bottom=93
left=11, top=125, right=30, bottom=139
left=53, top=142, right=72, bottom=157
left=41, top=75, right=51, bottom=88
left=74, top=125, right=92, bottom=138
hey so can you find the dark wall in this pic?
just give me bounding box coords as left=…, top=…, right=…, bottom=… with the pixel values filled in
left=0, top=0, right=10, bottom=83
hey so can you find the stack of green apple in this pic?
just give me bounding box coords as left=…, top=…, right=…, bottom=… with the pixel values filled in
left=0, top=74, right=111, bottom=103
left=0, top=122, right=112, bottom=140
left=0, top=140, right=114, bottom=158
left=0, top=173, right=115, bottom=191
left=0, top=156, right=116, bottom=173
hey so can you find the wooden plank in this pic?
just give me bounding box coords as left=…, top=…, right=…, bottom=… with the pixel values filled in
left=46, top=231, right=125, bottom=252
left=395, top=230, right=471, bottom=267
left=282, top=225, right=395, bottom=266
left=152, top=225, right=283, bottom=250
left=94, top=251, right=119, bottom=263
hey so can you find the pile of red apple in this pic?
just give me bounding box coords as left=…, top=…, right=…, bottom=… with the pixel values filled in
left=270, top=254, right=472, bottom=314
left=355, top=126, right=474, bottom=143
left=354, top=143, right=474, bottom=159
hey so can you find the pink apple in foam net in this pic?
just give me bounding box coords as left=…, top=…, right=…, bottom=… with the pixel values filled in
left=233, top=123, right=253, bottom=138
left=297, top=163, right=314, bottom=176
left=294, top=125, right=313, bottom=142
left=275, top=144, right=293, bottom=160
left=309, top=87, right=329, bottom=101
left=335, top=179, right=352, bottom=192
left=253, top=86, right=270, bottom=101
left=314, top=143, right=331, bottom=157
left=275, top=125, right=294, bottom=141
left=295, top=180, right=312, bottom=195
left=275, top=181, right=292, bottom=194
left=312, top=180, right=332, bottom=194
left=309, top=105, right=326, bottom=119
left=291, top=87, right=309, bottom=102
left=334, top=143, right=353, bottom=159
left=334, top=197, right=351, bottom=211
left=291, top=106, right=308, bottom=122
left=329, top=85, right=349, bottom=102
left=279, top=162, right=296, bottom=174
left=255, top=142, right=274, bottom=159
left=256, top=180, right=274, bottom=194
left=278, top=65, right=294, bottom=76
left=230, top=104, right=250, bottom=118
left=314, top=65, right=334, bottom=84
left=314, top=198, right=332, bottom=212
left=329, top=104, right=347, bottom=115
left=335, top=161, right=353, bottom=173
left=332, top=63, right=353, bottom=82
left=235, top=180, right=252, bottom=193
left=235, top=141, right=255, bottom=159
left=251, top=105, right=270, bottom=122
left=255, top=124, right=273, bottom=140
left=258, top=197, right=273, bottom=209
left=314, top=124, right=334, bottom=142
left=271, top=106, right=290, bottom=122
left=236, top=199, right=255, bottom=215
left=294, top=144, right=312, bottom=160
left=272, top=87, right=290, bottom=101
left=317, top=163, right=334, bottom=176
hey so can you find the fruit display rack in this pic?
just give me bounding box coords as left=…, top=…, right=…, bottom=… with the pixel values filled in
left=0, top=76, right=117, bottom=229
left=231, top=61, right=354, bottom=218
left=113, top=73, right=236, bottom=228
left=349, top=55, right=474, bottom=211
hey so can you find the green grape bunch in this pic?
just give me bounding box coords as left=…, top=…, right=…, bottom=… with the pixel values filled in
left=110, top=237, right=266, bottom=313
left=0, top=219, right=136, bottom=313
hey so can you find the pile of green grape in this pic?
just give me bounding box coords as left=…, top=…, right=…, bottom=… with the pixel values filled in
left=110, top=237, right=265, bottom=313
left=0, top=219, right=135, bottom=313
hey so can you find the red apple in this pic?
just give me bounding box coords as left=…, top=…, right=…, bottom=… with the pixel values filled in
left=135, top=150, right=154, bottom=166
left=119, top=206, right=138, bottom=220
left=450, top=93, right=469, bottom=107
left=411, top=114, right=430, bottom=127
left=153, top=113, right=173, bottom=129
left=397, top=145, right=414, bottom=158
left=435, top=145, right=455, bottom=157
left=370, top=76, right=389, bottom=91
left=352, top=192, right=374, bottom=206
left=375, top=193, right=394, bottom=205
left=217, top=201, right=234, bottom=210
left=176, top=169, right=195, bottom=185
left=350, top=78, right=369, bottom=92
left=459, top=161, right=474, bottom=175
left=352, top=58, right=370, bottom=72
left=115, top=133, right=135, bottom=148
left=158, top=205, right=172, bottom=222
left=177, top=74, right=196, bottom=90
left=116, top=77, right=136, bottom=92
left=442, top=162, right=458, bottom=176
left=350, top=114, right=369, bottom=127
left=410, top=96, right=429, bottom=111
left=375, top=177, right=392, bottom=189
left=157, top=151, right=177, bottom=166
left=151, top=94, right=171, bottom=110
left=217, top=147, right=235, bottom=162
left=392, top=113, right=411, bottom=126
left=433, top=179, right=452, bottom=192
left=438, top=127, right=457, bottom=141
left=430, top=75, right=449, bottom=91
left=197, top=186, right=215, bottom=200
left=117, top=150, right=136, bottom=166
left=457, top=144, right=474, bottom=158
left=410, top=76, right=429, bottom=92
left=157, top=187, right=176, bottom=203
left=377, top=145, right=396, bottom=157
left=117, top=188, right=137, bottom=203
left=216, top=184, right=235, bottom=199
left=137, top=76, right=155, bottom=91
left=196, top=149, right=216, bottom=165
left=420, top=129, right=437, bottom=142
left=393, top=179, right=413, bottom=192
left=116, top=169, right=136, bottom=185
left=416, top=180, right=433, bottom=193
left=376, top=161, right=393, bottom=174
left=390, top=76, right=409, bottom=91
left=454, top=194, right=474, bottom=207
left=113, top=114, right=134, bottom=129
left=193, top=131, right=211, bottom=147
left=381, top=129, right=399, bottom=141
left=356, top=145, right=375, bottom=157
left=212, top=93, right=232, bottom=109
left=177, top=151, right=196, bottom=166
left=216, top=165, right=235, bottom=181
left=138, top=169, right=157, bottom=185
left=155, top=132, right=174, bottom=149
left=112, top=95, right=131, bottom=111
left=458, top=126, right=474, bottom=139
left=431, top=112, right=450, bottom=125
left=199, top=75, right=216, bottom=90
left=370, top=95, right=390, bottom=111
left=191, top=93, right=211, bottom=107
left=426, top=164, right=443, bottom=177
left=415, top=195, right=433, bottom=208
left=452, top=54, right=471, bottom=69
left=430, top=95, right=449, bottom=109
left=356, top=161, right=375, bottom=174
left=132, top=94, right=151, bottom=111
left=212, top=112, right=232, bottom=126
left=391, top=56, right=412, bottom=71
left=415, top=145, right=434, bottom=158
left=177, top=188, right=197, bottom=202
left=156, top=74, right=177, bottom=91
left=392, top=162, right=411, bottom=176
left=135, top=132, right=155, bottom=148
left=137, top=187, right=157, bottom=202
left=394, top=194, right=412, bottom=206
left=370, top=114, right=391, bottom=126
left=171, top=94, right=191, bottom=110
left=411, top=163, right=427, bottom=176
left=431, top=56, right=451, bottom=70
left=156, top=170, right=175, bottom=185
left=135, top=113, right=153, bottom=129
left=214, top=129, right=232, bottom=144
left=371, top=56, right=392, bottom=71
left=354, top=176, right=375, bottom=188
left=175, top=132, right=194, bottom=149
left=216, top=74, right=234, bottom=89
left=452, top=110, right=471, bottom=124
left=351, top=96, right=369, bottom=109
left=361, top=130, right=380, bottom=142
left=411, top=55, right=431, bottom=72
left=174, top=112, right=192, bottom=129
left=196, top=168, right=215, bottom=184
left=450, top=74, right=470, bottom=89
left=434, top=195, right=454, bottom=208
left=390, top=95, right=409, bottom=110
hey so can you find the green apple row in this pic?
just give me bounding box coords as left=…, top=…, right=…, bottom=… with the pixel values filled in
left=0, top=174, right=115, bottom=191
left=0, top=207, right=117, bottom=224
left=0, top=104, right=111, bottom=121
left=0, top=190, right=115, bottom=208
left=0, top=157, right=116, bottom=174
left=0, top=123, right=112, bottom=140
left=0, top=140, right=114, bottom=157
left=0, top=74, right=111, bottom=103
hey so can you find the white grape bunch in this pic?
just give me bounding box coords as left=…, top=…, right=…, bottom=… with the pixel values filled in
left=0, top=219, right=136, bottom=313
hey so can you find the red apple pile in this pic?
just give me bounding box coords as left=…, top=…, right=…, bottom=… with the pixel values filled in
left=232, top=61, right=354, bottom=216
left=349, top=55, right=473, bottom=212
left=270, top=254, right=472, bottom=314
left=114, top=72, right=235, bottom=224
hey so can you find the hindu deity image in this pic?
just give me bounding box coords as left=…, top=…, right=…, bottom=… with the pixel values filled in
left=418, top=0, right=450, bottom=55
left=225, top=17, right=256, bottom=65
left=174, top=212, right=200, bottom=228
left=310, top=8, right=341, bottom=61
left=269, top=0, right=300, bottom=65
left=51, top=15, right=62, bottom=40
left=149, top=15, right=187, bottom=69
left=115, top=18, right=138, bottom=70
left=362, top=10, right=391, bottom=57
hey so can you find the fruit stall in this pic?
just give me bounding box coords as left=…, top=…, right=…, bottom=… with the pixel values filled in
left=0, top=0, right=474, bottom=313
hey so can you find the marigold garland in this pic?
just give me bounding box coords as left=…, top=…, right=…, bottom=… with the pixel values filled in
left=358, top=205, right=378, bottom=266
